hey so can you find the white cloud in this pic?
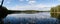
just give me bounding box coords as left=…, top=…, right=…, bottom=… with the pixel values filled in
left=7, top=4, right=51, bottom=11
left=28, top=1, right=36, bottom=5
left=27, top=0, right=36, bottom=5
left=19, top=0, right=36, bottom=5
left=5, top=0, right=58, bottom=11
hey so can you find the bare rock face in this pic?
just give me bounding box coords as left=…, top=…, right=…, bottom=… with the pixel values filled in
left=0, top=6, right=8, bottom=19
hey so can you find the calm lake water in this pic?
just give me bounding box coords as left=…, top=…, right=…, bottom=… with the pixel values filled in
left=3, top=12, right=60, bottom=24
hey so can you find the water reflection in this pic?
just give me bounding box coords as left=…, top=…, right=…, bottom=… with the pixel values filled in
left=50, top=12, right=60, bottom=19
left=2, top=12, right=60, bottom=24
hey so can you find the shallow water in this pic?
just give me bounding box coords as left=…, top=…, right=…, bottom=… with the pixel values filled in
left=3, top=12, right=60, bottom=24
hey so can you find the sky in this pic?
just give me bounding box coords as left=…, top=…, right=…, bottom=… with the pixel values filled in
left=0, top=0, right=60, bottom=11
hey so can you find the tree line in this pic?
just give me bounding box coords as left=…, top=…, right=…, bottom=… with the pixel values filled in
left=50, top=5, right=60, bottom=19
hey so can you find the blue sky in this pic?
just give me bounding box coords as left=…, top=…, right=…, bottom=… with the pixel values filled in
left=0, top=0, right=60, bottom=11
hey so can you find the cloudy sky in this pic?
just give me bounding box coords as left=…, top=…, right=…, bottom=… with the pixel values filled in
left=0, top=0, right=60, bottom=11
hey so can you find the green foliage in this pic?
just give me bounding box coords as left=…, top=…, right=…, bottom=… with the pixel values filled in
left=50, top=5, right=60, bottom=19
left=22, top=10, right=40, bottom=14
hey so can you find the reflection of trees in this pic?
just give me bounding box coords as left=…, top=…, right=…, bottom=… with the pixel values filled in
left=50, top=5, right=60, bottom=19
left=21, top=10, right=40, bottom=14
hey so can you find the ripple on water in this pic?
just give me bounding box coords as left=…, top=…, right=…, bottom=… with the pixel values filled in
left=3, top=12, right=60, bottom=24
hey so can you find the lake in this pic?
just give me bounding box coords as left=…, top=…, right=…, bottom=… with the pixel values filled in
left=3, top=12, right=60, bottom=24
